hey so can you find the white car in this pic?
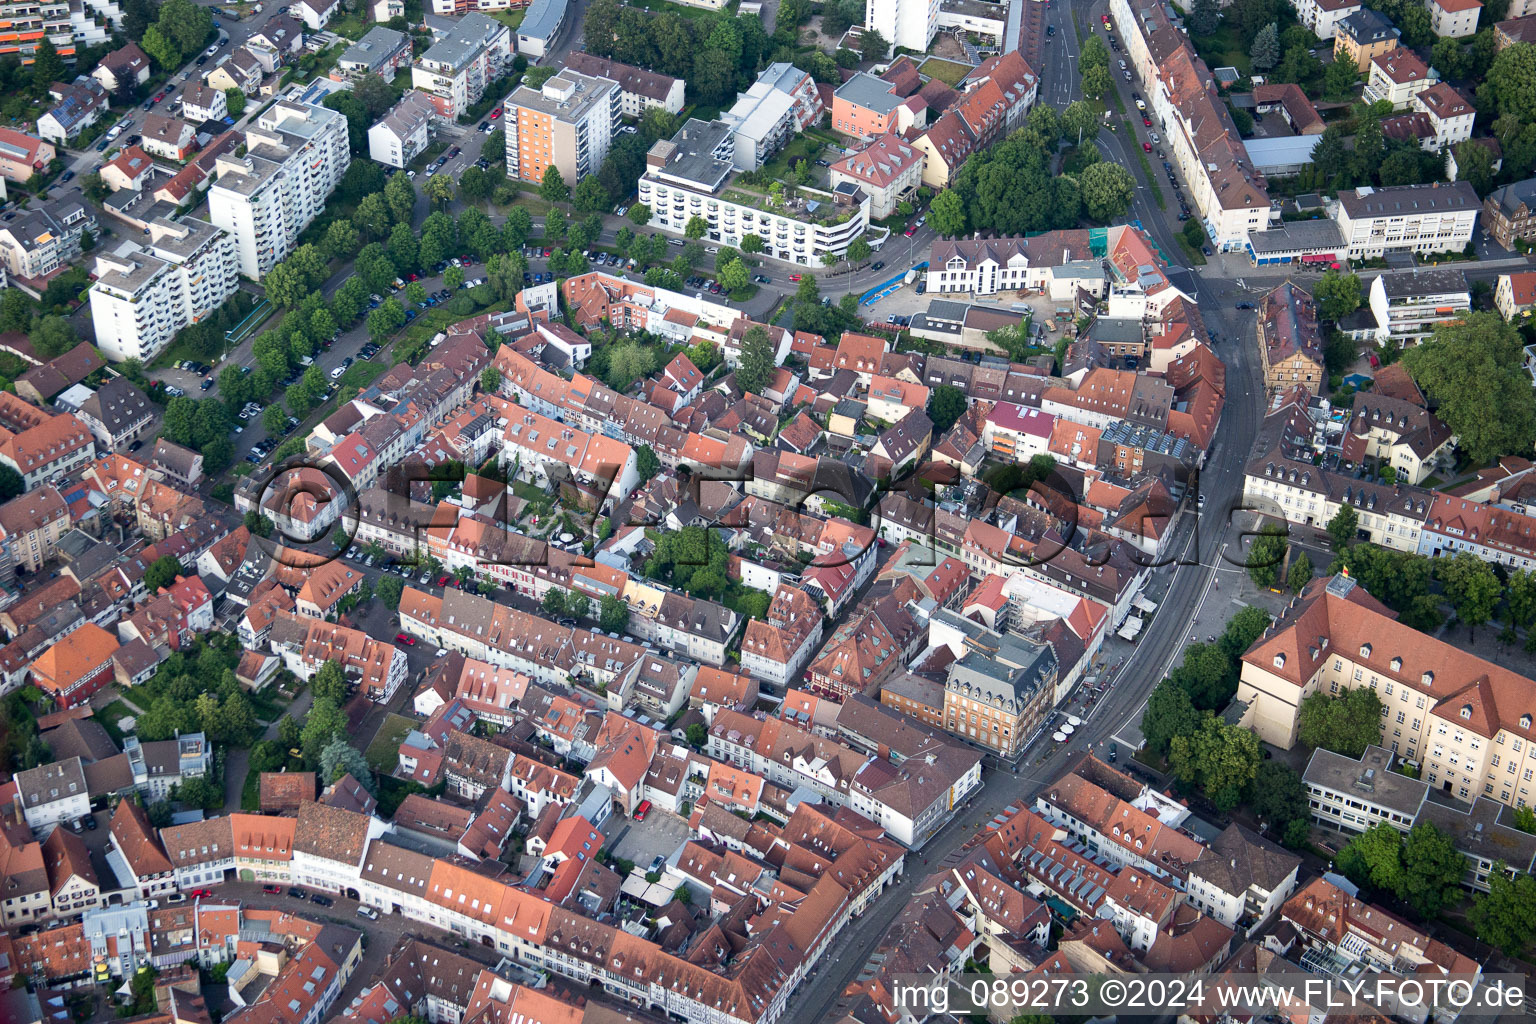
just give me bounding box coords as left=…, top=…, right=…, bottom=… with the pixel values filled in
left=330, top=366, right=346, bottom=379
left=206, top=43, right=219, bottom=56
left=1149, top=132, right=1160, bottom=143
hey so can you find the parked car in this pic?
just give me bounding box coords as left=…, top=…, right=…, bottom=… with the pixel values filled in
left=871, top=261, right=884, bottom=270
left=263, top=884, right=283, bottom=895
left=357, top=906, right=379, bottom=921
left=396, top=632, right=415, bottom=645
left=310, top=894, right=333, bottom=907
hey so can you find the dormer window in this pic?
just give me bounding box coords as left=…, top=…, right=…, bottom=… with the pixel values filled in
left=1522, top=715, right=1533, bottom=730
left=1422, top=671, right=1435, bottom=686
left=1359, top=643, right=1371, bottom=658
left=1390, top=657, right=1402, bottom=672
left=1273, top=653, right=1286, bottom=668
left=1461, top=705, right=1473, bottom=720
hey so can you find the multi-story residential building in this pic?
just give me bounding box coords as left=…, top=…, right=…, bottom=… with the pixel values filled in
left=832, top=72, right=924, bottom=138
left=92, top=41, right=152, bottom=94
left=1111, top=0, right=1271, bottom=251
left=208, top=99, right=350, bottom=279
left=89, top=217, right=240, bottom=363
left=410, top=13, right=513, bottom=120
left=740, top=583, right=824, bottom=688
left=1409, top=82, right=1475, bottom=151
left=930, top=610, right=1058, bottom=761
left=107, top=799, right=176, bottom=901
left=0, top=393, right=95, bottom=492
left=719, top=63, right=824, bottom=171
left=563, top=53, right=685, bottom=117
left=1483, top=176, right=1536, bottom=249
left=0, top=485, right=69, bottom=573
left=0, top=0, right=72, bottom=66
left=1291, top=0, right=1361, bottom=38
left=828, top=133, right=925, bottom=220
left=502, top=70, right=619, bottom=186
left=514, top=0, right=568, bottom=56
left=1334, top=182, right=1478, bottom=260
left=1362, top=48, right=1437, bottom=109
left=140, top=114, right=198, bottom=161
left=1303, top=744, right=1429, bottom=834
left=1494, top=10, right=1536, bottom=47
left=1495, top=270, right=1536, bottom=319
left=1427, top=0, right=1481, bottom=36
left=16, top=758, right=91, bottom=830
left=205, top=47, right=264, bottom=95
left=334, top=25, right=412, bottom=82
left=1239, top=572, right=1536, bottom=814
left=0, top=128, right=56, bottom=183
left=0, top=197, right=95, bottom=283
left=32, top=623, right=119, bottom=708
left=1184, top=825, right=1301, bottom=933
left=37, top=77, right=109, bottom=145
left=1367, top=266, right=1470, bottom=345
left=368, top=90, right=436, bottom=168
left=1258, top=280, right=1324, bottom=395
left=1333, top=7, right=1402, bottom=65
left=865, top=0, right=938, bottom=51
left=180, top=82, right=228, bottom=123
left=639, top=119, right=872, bottom=266
left=42, top=825, right=101, bottom=919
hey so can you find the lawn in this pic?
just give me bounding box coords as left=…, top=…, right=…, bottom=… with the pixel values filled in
left=758, top=134, right=833, bottom=182
left=326, top=9, right=372, bottom=39
left=339, top=361, right=385, bottom=390
left=627, top=0, right=720, bottom=16
left=365, top=713, right=419, bottom=773
left=487, top=7, right=525, bottom=29
left=98, top=701, right=138, bottom=744
left=1189, top=24, right=1252, bottom=77
left=918, top=57, right=973, bottom=86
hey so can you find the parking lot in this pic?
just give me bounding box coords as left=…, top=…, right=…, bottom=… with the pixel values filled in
left=608, top=807, right=692, bottom=868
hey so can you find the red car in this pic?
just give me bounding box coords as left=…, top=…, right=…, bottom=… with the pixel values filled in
left=191, top=889, right=211, bottom=898
left=408, top=272, right=418, bottom=281
left=262, top=885, right=282, bottom=895
left=437, top=574, right=450, bottom=586
left=1143, top=142, right=1152, bottom=152
left=633, top=800, right=652, bottom=821
left=903, top=226, right=917, bottom=236
left=1143, top=117, right=1152, bottom=126
left=490, top=108, right=502, bottom=118
left=788, top=274, right=802, bottom=282
left=1101, top=13, right=1109, bottom=22
left=395, top=632, right=416, bottom=645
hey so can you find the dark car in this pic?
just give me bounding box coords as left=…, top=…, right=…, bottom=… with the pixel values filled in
left=310, top=894, right=333, bottom=907
left=85, top=816, right=98, bottom=830
left=871, top=261, right=884, bottom=270
left=61, top=170, right=74, bottom=183
left=289, top=888, right=307, bottom=899
left=128, top=440, right=143, bottom=452
left=1236, top=301, right=1254, bottom=310
left=200, top=377, right=214, bottom=390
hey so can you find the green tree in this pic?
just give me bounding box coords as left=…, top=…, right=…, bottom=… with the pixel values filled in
left=927, top=190, right=965, bottom=239
left=717, top=257, right=750, bottom=293
left=1469, top=862, right=1536, bottom=955
left=1326, top=505, right=1359, bottom=550
left=384, top=173, right=417, bottom=224
left=1061, top=100, right=1101, bottom=144
left=740, top=233, right=765, bottom=253
left=1437, top=551, right=1501, bottom=639
left=1169, top=716, right=1261, bottom=811
left=1079, top=162, right=1136, bottom=221
left=1287, top=551, right=1314, bottom=593
left=144, top=555, right=183, bottom=593
left=1249, top=761, right=1310, bottom=843
left=174, top=774, right=223, bottom=810
left=480, top=366, right=502, bottom=394
left=1189, top=0, right=1220, bottom=33
left=319, top=737, right=375, bottom=791
left=685, top=722, right=708, bottom=748
left=846, top=238, right=873, bottom=265
left=140, top=24, right=181, bottom=69
left=1297, top=687, right=1382, bottom=758
left=1507, top=569, right=1536, bottom=633
left=572, top=176, right=610, bottom=213
left=1247, top=522, right=1288, bottom=589
left=1081, top=60, right=1113, bottom=100
left=1314, top=270, right=1362, bottom=321
left=1324, top=52, right=1360, bottom=100
left=1393, top=823, right=1464, bottom=918
left=1182, top=218, right=1207, bottom=248
left=425, top=173, right=454, bottom=208
left=628, top=203, right=653, bottom=226
left=311, top=661, right=349, bottom=705
left=1338, top=823, right=1406, bottom=897
left=300, top=697, right=347, bottom=765
left=1141, top=679, right=1202, bottom=757
left=225, top=87, right=246, bottom=118
left=262, top=405, right=289, bottom=435
left=157, top=0, right=212, bottom=53
left=598, top=594, right=629, bottom=633
left=1250, top=21, right=1280, bottom=70
left=636, top=445, right=660, bottom=482
left=858, top=26, right=889, bottom=59
left=928, top=384, right=968, bottom=432
left=445, top=264, right=465, bottom=291
left=0, top=465, right=23, bottom=502
left=684, top=215, right=709, bottom=239
left=376, top=574, right=404, bottom=610
left=30, top=315, right=77, bottom=358
left=1402, top=313, right=1536, bottom=464
left=736, top=325, right=775, bottom=395
left=540, top=165, right=570, bottom=203
left=29, top=36, right=65, bottom=85
left=1452, top=140, right=1496, bottom=197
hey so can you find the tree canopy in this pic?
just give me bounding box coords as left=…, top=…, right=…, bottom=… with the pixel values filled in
left=1297, top=687, right=1382, bottom=758
left=1402, top=312, right=1536, bottom=465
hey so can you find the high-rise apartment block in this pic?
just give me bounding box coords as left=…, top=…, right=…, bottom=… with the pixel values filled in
left=502, top=70, right=620, bottom=185
left=208, top=99, right=350, bottom=279
left=88, top=218, right=240, bottom=363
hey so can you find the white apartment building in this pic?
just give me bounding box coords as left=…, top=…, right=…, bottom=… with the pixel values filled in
left=564, top=53, right=685, bottom=118
left=1302, top=745, right=1428, bottom=835
left=1411, top=83, right=1475, bottom=151
left=368, top=90, right=436, bottom=168
left=1112, top=0, right=1272, bottom=251
left=1292, top=0, right=1361, bottom=38
left=0, top=197, right=94, bottom=281
left=88, top=218, right=240, bottom=363
left=411, top=13, right=513, bottom=120
left=865, top=0, right=938, bottom=51
left=719, top=63, right=824, bottom=171
left=208, top=99, right=350, bottom=279
left=1427, top=0, right=1481, bottom=36
left=829, top=133, right=925, bottom=219
left=639, top=118, right=872, bottom=267
left=1362, top=48, right=1436, bottom=109
left=1368, top=266, right=1471, bottom=345
left=1334, top=182, right=1478, bottom=260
